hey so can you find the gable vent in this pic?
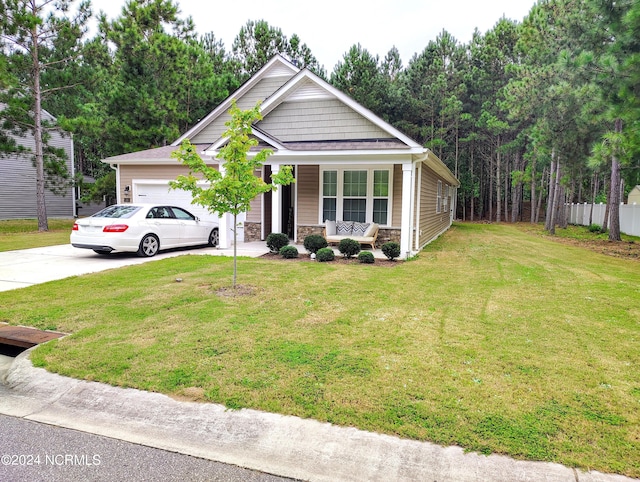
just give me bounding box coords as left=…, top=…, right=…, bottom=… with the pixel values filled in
left=287, top=81, right=333, bottom=101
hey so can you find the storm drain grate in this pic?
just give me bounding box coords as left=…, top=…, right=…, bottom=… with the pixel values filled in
left=0, top=325, right=66, bottom=357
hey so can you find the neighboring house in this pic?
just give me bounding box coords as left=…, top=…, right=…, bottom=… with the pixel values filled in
left=0, top=109, right=75, bottom=219
left=628, top=185, right=640, bottom=205
left=104, top=55, right=459, bottom=258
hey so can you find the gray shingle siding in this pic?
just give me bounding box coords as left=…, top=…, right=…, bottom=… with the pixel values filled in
left=0, top=127, right=74, bottom=219
left=257, top=99, right=394, bottom=142
left=190, top=76, right=294, bottom=145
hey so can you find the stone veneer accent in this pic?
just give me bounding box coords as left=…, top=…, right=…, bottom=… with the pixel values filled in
left=244, top=221, right=262, bottom=242
left=297, top=225, right=324, bottom=240
left=377, top=228, right=401, bottom=246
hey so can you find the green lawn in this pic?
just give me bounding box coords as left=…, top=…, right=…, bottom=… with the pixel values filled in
left=1, top=223, right=638, bottom=477
left=0, top=218, right=75, bottom=251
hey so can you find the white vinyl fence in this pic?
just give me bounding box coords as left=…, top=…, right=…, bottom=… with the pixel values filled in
left=568, top=203, right=640, bottom=237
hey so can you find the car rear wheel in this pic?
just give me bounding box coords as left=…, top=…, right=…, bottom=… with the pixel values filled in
left=138, top=234, right=159, bottom=257
left=208, top=228, right=219, bottom=247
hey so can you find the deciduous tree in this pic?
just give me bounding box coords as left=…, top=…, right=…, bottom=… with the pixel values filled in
left=170, top=101, right=294, bottom=288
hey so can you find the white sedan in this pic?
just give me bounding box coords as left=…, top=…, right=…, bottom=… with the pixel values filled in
left=71, top=204, right=219, bottom=257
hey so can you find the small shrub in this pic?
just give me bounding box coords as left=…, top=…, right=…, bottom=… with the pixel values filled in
left=266, top=232, right=289, bottom=253
left=588, top=224, right=606, bottom=234
left=316, top=247, right=335, bottom=262
left=279, top=245, right=299, bottom=259
left=381, top=241, right=401, bottom=261
left=338, top=238, right=361, bottom=258
left=358, top=251, right=375, bottom=264
left=303, top=234, right=328, bottom=254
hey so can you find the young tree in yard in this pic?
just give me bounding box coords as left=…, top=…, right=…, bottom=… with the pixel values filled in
left=0, top=0, right=90, bottom=231
left=170, top=101, right=294, bottom=288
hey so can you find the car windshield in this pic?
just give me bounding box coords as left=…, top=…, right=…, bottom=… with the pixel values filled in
left=92, top=205, right=140, bottom=219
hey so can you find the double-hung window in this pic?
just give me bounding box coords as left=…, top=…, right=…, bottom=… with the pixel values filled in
left=342, top=170, right=367, bottom=223
left=322, top=171, right=337, bottom=222
left=436, top=180, right=442, bottom=214
left=321, top=167, right=391, bottom=225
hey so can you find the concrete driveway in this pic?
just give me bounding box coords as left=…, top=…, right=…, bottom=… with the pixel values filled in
left=0, top=243, right=269, bottom=292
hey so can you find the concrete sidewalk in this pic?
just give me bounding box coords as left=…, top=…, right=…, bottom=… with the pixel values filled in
left=0, top=352, right=634, bottom=482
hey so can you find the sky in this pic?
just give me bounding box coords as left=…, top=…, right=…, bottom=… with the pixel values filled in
left=88, top=0, right=538, bottom=71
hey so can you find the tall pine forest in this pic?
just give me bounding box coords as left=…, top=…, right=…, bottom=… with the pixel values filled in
left=1, top=0, right=638, bottom=237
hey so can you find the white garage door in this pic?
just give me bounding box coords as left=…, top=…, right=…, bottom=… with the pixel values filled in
left=133, top=181, right=244, bottom=242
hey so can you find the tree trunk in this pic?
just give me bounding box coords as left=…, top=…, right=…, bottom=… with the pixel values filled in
left=602, top=178, right=611, bottom=233
left=489, top=149, right=494, bottom=222
left=233, top=213, right=238, bottom=288
left=545, top=149, right=557, bottom=231
left=548, top=158, right=561, bottom=235
left=530, top=156, right=537, bottom=224
left=535, top=167, right=546, bottom=224
left=511, top=153, right=521, bottom=223
left=470, top=145, right=475, bottom=221
left=608, top=119, right=622, bottom=241
left=503, top=153, right=508, bottom=222
left=589, top=172, right=598, bottom=226
left=32, top=19, right=48, bottom=232
left=496, top=142, right=501, bottom=223
left=559, top=185, right=568, bottom=229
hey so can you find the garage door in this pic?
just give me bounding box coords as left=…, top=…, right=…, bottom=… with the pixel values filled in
left=133, top=181, right=245, bottom=242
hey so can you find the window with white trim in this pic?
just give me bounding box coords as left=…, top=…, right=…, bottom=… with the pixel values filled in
left=322, top=170, right=337, bottom=222
left=443, top=184, right=448, bottom=213
left=321, top=167, right=392, bottom=224
left=436, top=180, right=442, bottom=214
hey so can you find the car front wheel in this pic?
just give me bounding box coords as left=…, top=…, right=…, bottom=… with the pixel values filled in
left=138, top=234, right=159, bottom=257
left=208, top=228, right=219, bottom=247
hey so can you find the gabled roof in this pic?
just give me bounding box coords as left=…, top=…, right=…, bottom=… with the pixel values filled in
left=104, top=144, right=211, bottom=164
left=258, top=68, right=421, bottom=149
left=172, top=55, right=299, bottom=146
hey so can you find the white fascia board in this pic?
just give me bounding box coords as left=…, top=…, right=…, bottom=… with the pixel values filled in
left=271, top=148, right=422, bottom=158
left=269, top=152, right=412, bottom=165
left=260, top=69, right=423, bottom=149
left=104, top=154, right=215, bottom=166
left=204, top=129, right=285, bottom=157
left=424, top=151, right=460, bottom=187
left=173, top=55, right=299, bottom=146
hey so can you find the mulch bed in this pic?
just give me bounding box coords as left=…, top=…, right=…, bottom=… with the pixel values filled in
left=260, top=252, right=401, bottom=267
left=544, top=236, right=639, bottom=261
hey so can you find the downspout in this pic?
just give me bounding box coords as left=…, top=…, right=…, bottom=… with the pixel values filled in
left=407, top=150, right=430, bottom=257
left=414, top=163, right=422, bottom=251
left=110, top=163, right=120, bottom=204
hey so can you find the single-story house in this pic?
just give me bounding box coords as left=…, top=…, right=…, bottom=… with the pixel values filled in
left=104, top=55, right=459, bottom=258
left=0, top=109, right=75, bottom=219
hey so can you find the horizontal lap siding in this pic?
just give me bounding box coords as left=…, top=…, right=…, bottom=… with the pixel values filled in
left=418, top=163, right=451, bottom=248
left=297, top=165, right=319, bottom=224
left=0, top=129, right=74, bottom=219
left=392, top=164, right=402, bottom=227
left=246, top=169, right=263, bottom=222
left=190, top=76, right=293, bottom=144
left=257, top=99, right=394, bottom=141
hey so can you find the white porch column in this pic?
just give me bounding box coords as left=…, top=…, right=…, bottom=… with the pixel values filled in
left=400, top=162, right=414, bottom=258
left=217, top=164, right=229, bottom=249
left=270, top=164, right=282, bottom=234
